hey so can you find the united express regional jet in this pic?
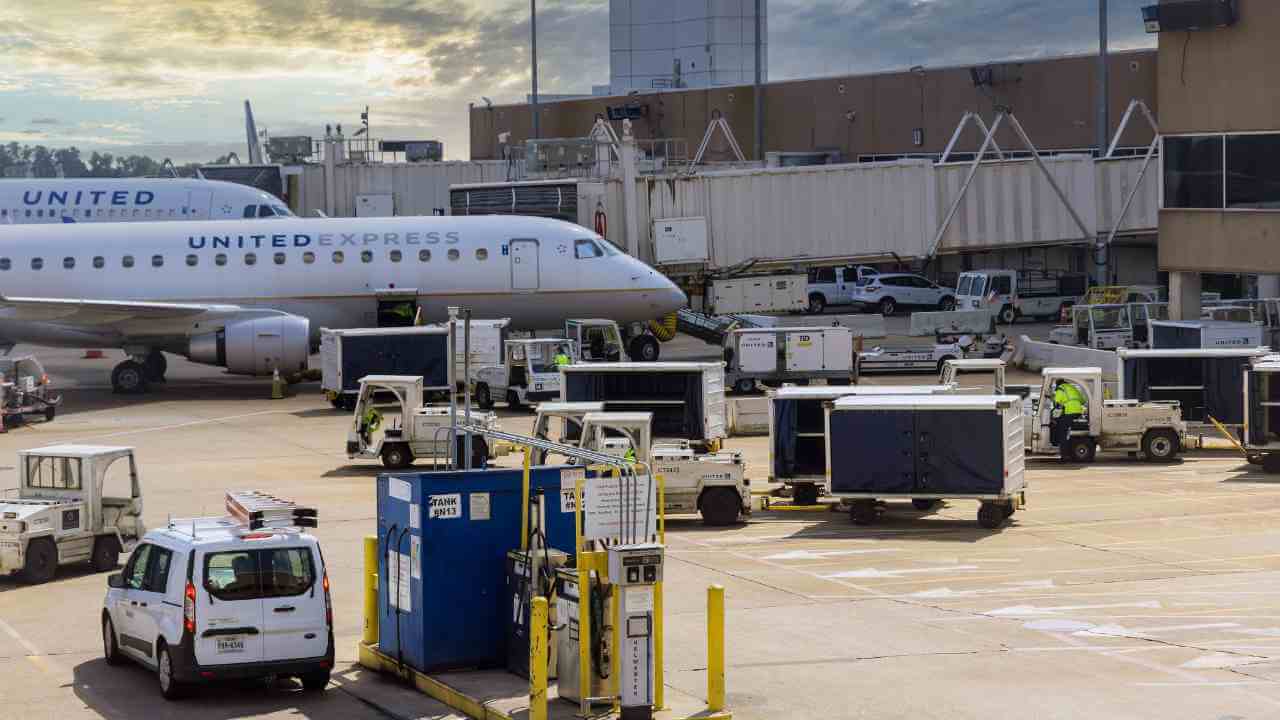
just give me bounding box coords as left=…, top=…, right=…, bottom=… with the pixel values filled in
left=0, top=178, right=292, bottom=224
left=0, top=215, right=686, bottom=392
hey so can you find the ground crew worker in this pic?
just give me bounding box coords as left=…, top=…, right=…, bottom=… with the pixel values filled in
left=554, top=345, right=572, bottom=367
left=624, top=445, right=637, bottom=464
left=1052, top=380, right=1086, bottom=457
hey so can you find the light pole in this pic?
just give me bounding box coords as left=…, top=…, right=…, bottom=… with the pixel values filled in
left=531, top=0, right=540, bottom=140
left=753, top=0, right=763, bottom=161
left=1098, top=0, right=1109, bottom=155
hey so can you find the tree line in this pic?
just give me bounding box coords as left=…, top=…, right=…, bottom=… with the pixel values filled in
left=0, top=143, right=238, bottom=179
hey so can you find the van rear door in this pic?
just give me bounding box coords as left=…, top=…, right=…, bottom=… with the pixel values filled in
left=260, top=545, right=329, bottom=661
left=196, top=549, right=266, bottom=665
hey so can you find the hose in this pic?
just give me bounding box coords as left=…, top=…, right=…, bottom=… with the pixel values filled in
left=647, top=312, right=678, bottom=342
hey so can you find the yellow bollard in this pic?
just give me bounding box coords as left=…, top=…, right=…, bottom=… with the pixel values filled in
left=271, top=368, right=285, bottom=399
left=529, top=596, right=548, bottom=720
left=362, top=535, right=379, bottom=646
left=707, top=584, right=726, bottom=712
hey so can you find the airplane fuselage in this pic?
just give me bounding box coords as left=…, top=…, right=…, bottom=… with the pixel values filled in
left=0, top=178, right=291, bottom=224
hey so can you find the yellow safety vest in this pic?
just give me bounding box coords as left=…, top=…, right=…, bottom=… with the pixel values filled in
left=554, top=354, right=571, bottom=366
left=1054, top=384, right=1085, bottom=416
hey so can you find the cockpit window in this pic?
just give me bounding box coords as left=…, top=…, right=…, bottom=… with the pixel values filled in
left=575, top=239, right=604, bottom=259
left=271, top=205, right=291, bottom=217
left=258, top=205, right=274, bottom=218
left=596, top=238, right=621, bottom=256
left=242, top=205, right=256, bottom=219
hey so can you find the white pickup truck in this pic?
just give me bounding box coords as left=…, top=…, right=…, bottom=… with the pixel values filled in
left=1, top=445, right=145, bottom=583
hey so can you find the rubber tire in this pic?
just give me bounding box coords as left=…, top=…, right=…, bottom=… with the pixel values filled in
left=111, top=361, right=149, bottom=395
left=1002, top=501, right=1016, bottom=518
left=475, top=384, right=494, bottom=410
left=22, top=536, right=57, bottom=584
left=629, top=335, right=660, bottom=362
left=1065, top=436, right=1097, bottom=464
left=879, top=298, right=897, bottom=317
left=381, top=443, right=413, bottom=470
left=938, top=297, right=956, bottom=312
left=157, top=643, right=187, bottom=701
left=1142, top=429, right=1180, bottom=463
left=300, top=669, right=331, bottom=692
left=977, top=503, right=1006, bottom=530
left=850, top=500, right=878, bottom=526
left=103, top=615, right=123, bottom=666
left=998, top=305, right=1017, bottom=325
left=506, top=390, right=523, bottom=410
left=1264, top=453, right=1280, bottom=475
left=808, top=294, right=827, bottom=314
left=733, top=378, right=755, bottom=394
left=793, top=483, right=819, bottom=506
left=700, top=488, right=742, bottom=527
left=91, top=536, right=120, bottom=572
left=912, top=498, right=940, bottom=512
left=44, top=405, right=56, bottom=422
left=143, top=351, right=167, bottom=382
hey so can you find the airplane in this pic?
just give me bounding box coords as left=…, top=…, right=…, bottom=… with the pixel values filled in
left=0, top=178, right=292, bottom=224
left=0, top=215, right=686, bottom=393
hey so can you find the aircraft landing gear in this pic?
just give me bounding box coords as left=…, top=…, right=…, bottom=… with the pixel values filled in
left=111, top=360, right=149, bottom=394
left=143, top=351, right=167, bottom=383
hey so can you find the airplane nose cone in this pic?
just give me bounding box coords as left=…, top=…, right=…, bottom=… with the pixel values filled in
left=660, top=278, right=687, bottom=314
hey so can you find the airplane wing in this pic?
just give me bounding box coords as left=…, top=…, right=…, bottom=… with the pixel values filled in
left=0, top=296, right=292, bottom=336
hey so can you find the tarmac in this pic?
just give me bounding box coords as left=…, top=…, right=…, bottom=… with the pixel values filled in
left=4, top=317, right=1280, bottom=720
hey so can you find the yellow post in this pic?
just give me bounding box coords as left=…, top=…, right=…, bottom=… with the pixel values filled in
left=529, top=596, right=548, bottom=720
left=521, top=448, right=532, bottom=551
left=575, top=477, right=591, bottom=717
left=655, top=470, right=666, bottom=709
left=362, top=535, right=379, bottom=646
left=707, top=585, right=726, bottom=712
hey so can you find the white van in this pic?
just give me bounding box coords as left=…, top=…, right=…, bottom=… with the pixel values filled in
left=101, top=505, right=333, bottom=699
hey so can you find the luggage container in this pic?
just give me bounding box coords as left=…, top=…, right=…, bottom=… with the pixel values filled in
left=560, top=362, right=726, bottom=447
left=770, top=385, right=954, bottom=505
left=1148, top=320, right=1264, bottom=349
left=375, top=467, right=578, bottom=674
left=1117, top=347, right=1270, bottom=427
left=321, top=326, right=451, bottom=410
left=724, top=326, right=856, bottom=393
left=1243, top=357, right=1280, bottom=473
left=825, top=395, right=1026, bottom=529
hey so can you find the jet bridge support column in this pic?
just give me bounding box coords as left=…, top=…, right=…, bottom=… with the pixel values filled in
left=1170, top=272, right=1202, bottom=322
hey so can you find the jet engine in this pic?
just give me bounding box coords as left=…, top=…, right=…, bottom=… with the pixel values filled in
left=187, top=315, right=311, bottom=376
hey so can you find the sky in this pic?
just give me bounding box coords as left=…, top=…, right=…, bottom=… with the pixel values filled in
left=0, top=0, right=1156, bottom=164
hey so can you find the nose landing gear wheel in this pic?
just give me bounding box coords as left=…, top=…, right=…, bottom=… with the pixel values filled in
left=628, top=335, right=660, bottom=362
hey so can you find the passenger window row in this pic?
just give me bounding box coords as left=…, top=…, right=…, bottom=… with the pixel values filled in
left=0, top=207, right=189, bottom=219
left=0, top=247, right=487, bottom=270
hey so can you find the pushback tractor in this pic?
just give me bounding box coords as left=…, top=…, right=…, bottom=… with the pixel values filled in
left=346, top=375, right=496, bottom=469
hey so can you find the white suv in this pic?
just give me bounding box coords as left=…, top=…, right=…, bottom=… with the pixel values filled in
left=851, top=274, right=956, bottom=316
left=101, top=518, right=333, bottom=699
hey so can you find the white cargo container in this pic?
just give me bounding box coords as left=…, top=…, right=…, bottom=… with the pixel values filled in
left=423, top=318, right=510, bottom=382
left=709, top=275, right=808, bottom=315
left=1148, top=320, right=1264, bottom=349
left=724, top=327, right=856, bottom=393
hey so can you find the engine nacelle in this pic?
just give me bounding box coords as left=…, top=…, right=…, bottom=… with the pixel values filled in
left=188, top=315, right=311, bottom=376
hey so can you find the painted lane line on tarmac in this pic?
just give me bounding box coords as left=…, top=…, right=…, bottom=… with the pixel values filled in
left=0, top=617, right=56, bottom=675
left=986, top=600, right=1162, bottom=617
left=763, top=548, right=901, bottom=561
left=822, top=565, right=980, bottom=579
left=76, top=408, right=290, bottom=441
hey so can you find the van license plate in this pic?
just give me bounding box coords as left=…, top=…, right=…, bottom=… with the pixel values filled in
left=216, top=637, right=246, bottom=654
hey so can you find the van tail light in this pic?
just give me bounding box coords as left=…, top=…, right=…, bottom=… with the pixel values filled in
left=184, top=580, right=196, bottom=634
left=322, top=571, right=332, bottom=627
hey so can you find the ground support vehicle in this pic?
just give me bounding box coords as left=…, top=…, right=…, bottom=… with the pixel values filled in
left=825, top=395, right=1027, bottom=529
left=848, top=273, right=956, bottom=316
left=530, top=405, right=750, bottom=526
left=419, top=317, right=511, bottom=386
left=475, top=339, right=576, bottom=410
left=1025, top=368, right=1190, bottom=463
left=709, top=274, right=808, bottom=315
left=858, top=342, right=968, bottom=374
left=560, top=362, right=727, bottom=451
left=1048, top=304, right=1136, bottom=350
left=102, top=491, right=333, bottom=700
left=1148, top=320, right=1264, bottom=349
left=939, top=358, right=1008, bottom=393
left=564, top=319, right=625, bottom=362
left=805, top=265, right=879, bottom=314
left=346, top=375, right=496, bottom=470
left=320, top=327, right=451, bottom=410
left=0, top=355, right=61, bottom=424
left=723, top=326, right=856, bottom=393
left=1242, top=357, right=1280, bottom=472
left=770, top=385, right=954, bottom=506
left=0, top=445, right=143, bottom=583
left=956, top=269, right=1087, bottom=324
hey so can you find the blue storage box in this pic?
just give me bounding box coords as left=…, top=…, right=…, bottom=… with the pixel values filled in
left=376, top=466, right=580, bottom=673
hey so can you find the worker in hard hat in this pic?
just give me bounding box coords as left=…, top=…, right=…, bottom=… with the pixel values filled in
left=1051, top=379, right=1087, bottom=459
left=554, top=345, right=572, bottom=368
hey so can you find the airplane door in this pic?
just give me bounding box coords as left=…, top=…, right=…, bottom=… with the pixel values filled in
left=187, top=189, right=213, bottom=219
left=510, top=239, right=540, bottom=291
